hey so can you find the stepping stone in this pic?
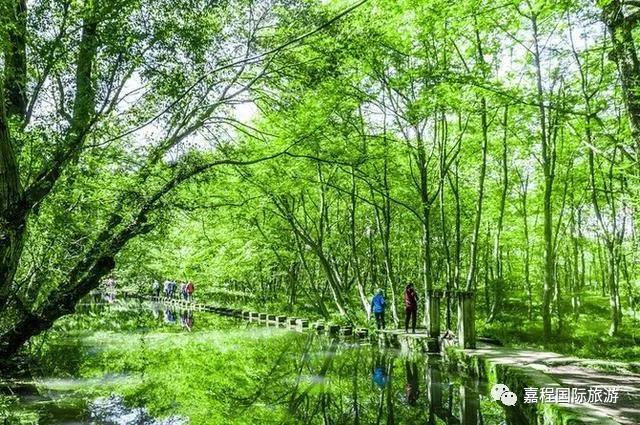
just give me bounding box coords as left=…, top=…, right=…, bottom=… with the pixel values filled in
left=295, top=318, right=309, bottom=331
left=355, top=328, right=368, bottom=338
left=339, top=326, right=353, bottom=336
left=328, top=324, right=340, bottom=336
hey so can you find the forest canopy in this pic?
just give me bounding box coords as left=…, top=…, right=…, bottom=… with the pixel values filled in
left=2, top=0, right=640, bottom=360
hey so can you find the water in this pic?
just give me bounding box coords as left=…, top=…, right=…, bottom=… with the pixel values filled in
left=0, top=298, right=527, bottom=424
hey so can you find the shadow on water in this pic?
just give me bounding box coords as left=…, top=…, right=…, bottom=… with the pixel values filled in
left=1, top=297, right=531, bottom=424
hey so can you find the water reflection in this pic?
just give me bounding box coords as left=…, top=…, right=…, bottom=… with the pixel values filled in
left=405, top=361, right=419, bottom=406
left=230, top=333, right=516, bottom=425
left=164, top=308, right=177, bottom=324
left=1, top=300, right=527, bottom=425
left=180, top=310, right=193, bottom=331
left=372, top=353, right=388, bottom=389
left=149, top=302, right=196, bottom=331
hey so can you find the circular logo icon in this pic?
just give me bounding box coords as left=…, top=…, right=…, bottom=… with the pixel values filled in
left=491, top=383, right=510, bottom=401
left=500, top=391, right=518, bottom=406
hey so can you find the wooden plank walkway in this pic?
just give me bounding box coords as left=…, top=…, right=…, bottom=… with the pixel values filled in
left=123, top=293, right=444, bottom=352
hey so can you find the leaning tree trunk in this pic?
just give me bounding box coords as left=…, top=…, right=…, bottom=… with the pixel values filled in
left=601, top=0, right=640, bottom=166
left=0, top=107, right=25, bottom=310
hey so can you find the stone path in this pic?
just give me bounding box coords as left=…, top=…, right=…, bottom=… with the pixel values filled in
left=378, top=328, right=440, bottom=353
left=464, top=345, right=640, bottom=425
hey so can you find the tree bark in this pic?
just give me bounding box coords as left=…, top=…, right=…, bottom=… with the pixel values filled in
left=601, top=0, right=640, bottom=164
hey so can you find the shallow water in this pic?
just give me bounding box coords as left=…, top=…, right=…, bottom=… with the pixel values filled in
left=0, top=298, right=529, bottom=424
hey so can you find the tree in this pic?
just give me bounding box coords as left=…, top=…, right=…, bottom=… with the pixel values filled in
left=0, top=0, right=367, bottom=359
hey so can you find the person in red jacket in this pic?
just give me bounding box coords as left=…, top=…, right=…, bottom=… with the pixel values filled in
left=186, top=281, right=194, bottom=301
left=403, top=283, right=418, bottom=333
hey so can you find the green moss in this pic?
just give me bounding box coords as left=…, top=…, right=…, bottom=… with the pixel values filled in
left=444, top=347, right=620, bottom=425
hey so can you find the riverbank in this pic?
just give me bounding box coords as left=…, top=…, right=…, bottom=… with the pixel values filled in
left=445, top=344, right=640, bottom=425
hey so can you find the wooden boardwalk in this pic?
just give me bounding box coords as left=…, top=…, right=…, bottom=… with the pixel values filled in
left=134, top=295, right=370, bottom=339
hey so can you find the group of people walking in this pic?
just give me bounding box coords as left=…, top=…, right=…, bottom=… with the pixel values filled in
left=153, top=279, right=195, bottom=301
left=370, top=283, right=419, bottom=333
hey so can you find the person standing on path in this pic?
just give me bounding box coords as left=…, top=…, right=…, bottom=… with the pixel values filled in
left=152, top=280, right=160, bottom=298
left=180, top=282, right=187, bottom=300
left=370, top=289, right=386, bottom=330
left=186, top=281, right=194, bottom=302
left=403, top=283, right=418, bottom=333
left=163, top=280, right=171, bottom=298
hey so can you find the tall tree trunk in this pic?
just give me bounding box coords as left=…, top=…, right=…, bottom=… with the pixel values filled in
left=529, top=12, right=555, bottom=339
left=349, top=168, right=370, bottom=320
left=0, top=0, right=28, bottom=310
left=438, top=110, right=453, bottom=328
left=416, top=126, right=433, bottom=325
left=3, top=0, right=28, bottom=120
left=0, top=104, right=24, bottom=309
left=465, top=26, right=489, bottom=292
left=489, top=107, right=509, bottom=321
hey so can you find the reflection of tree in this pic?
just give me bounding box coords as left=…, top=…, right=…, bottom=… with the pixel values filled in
left=385, top=357, right=395, bottom=425
left=229, top=338, right=295, bottom=417
left=288, top=337, right=338, bottom=418
left=226, top=335, right=499, bottom=425
left=227, top=335, right=343, bottom=423
left=352, top=345, right=362, bottom=424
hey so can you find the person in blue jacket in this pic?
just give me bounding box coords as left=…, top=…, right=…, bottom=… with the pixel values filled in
left=371, top=288, right=386, bottom=329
